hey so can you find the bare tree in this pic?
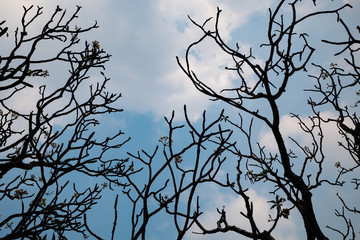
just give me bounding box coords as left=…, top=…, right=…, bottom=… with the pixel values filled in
left=107, top=1, right=359, bottom=239
left=122, top=106, right=234, bottom=239
left=162, top=0, right=359, bottom=239
left=306, top=10, right=360, bottom=238
left=0, top=5, right=129, bottom=240
left=2, top=1, right=359, bottom=240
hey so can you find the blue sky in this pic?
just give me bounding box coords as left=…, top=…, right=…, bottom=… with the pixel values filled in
left=1, top=0, right=360, bottom=239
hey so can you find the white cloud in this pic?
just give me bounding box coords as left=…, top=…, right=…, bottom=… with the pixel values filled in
left=2, top=0, right=359, bottom=124
left=0, top=0, right=274, bottom=122
left=100, top=0, right=272, bottom=121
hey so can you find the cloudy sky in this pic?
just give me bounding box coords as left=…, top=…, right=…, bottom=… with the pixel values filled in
left=1, top=0, right=360, bottom=239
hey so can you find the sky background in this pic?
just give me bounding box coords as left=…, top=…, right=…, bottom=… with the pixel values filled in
left=1, top=0, right=360, bottom=239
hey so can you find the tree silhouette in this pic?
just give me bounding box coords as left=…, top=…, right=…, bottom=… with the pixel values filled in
left=1, top=1, right=360, bottom=240
left=0, top=6, right=129, bottom=240
left=170, top=1, right=360, bottom=239
left=108, top=1, right=359, bottom=239
left=122, top=107, right=234, bottom=239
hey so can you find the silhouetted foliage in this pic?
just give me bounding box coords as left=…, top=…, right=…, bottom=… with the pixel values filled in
left=0, top=5, right=129, bottom=240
